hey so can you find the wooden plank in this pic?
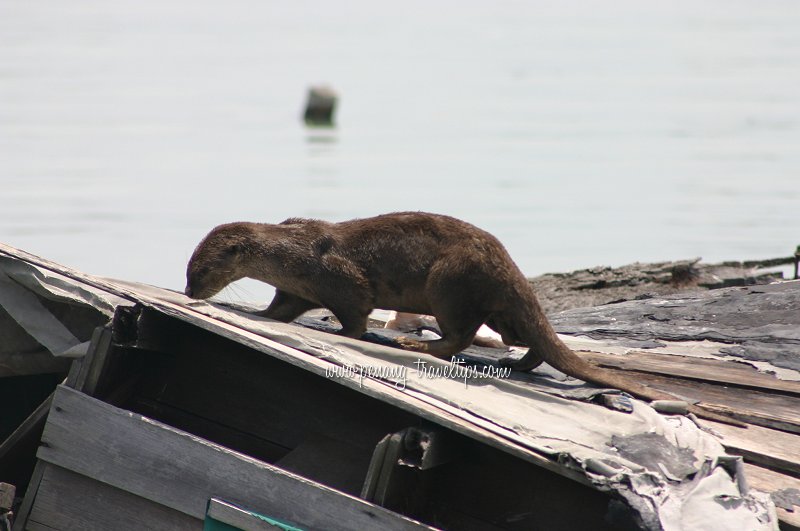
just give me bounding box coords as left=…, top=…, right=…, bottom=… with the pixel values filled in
left=362, top=435, right=390, bottom=500
left=0, top=483, right=14, bottom=511
left=0, top=349, right=70, bottom=378
left=373, top=432, right=406, bottom=507
left=11, top=461, right=45, bottom=531
left=207, top=498, right=298, bottom=531
left=700, top=403, right=800, bottom=435
left=0, top=393, right=49, bottom=509
left=706, top=421, right=800, bottom=476
left=131, top=397, right=291, bottom=466
left=603, top=370, right=800, bottom=433
left=23, top=521, right=56, bottom=531
left=63, top=357, right=83, bottom=388
left=0, top=394, right=51, bottom=464
left=578, top=350, right=800, bottom=396
left=37, top=386, right=433, bottom=531
left=27, top=464, right=200, bottom=531
left=744, top=464, right=800, bottom=530
left=274, top=434, right=373, bottom=496
left=69, top=326, right=113, bottom=396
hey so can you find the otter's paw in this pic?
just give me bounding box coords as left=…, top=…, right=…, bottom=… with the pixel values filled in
left=394, top=335, right=427, bottom=352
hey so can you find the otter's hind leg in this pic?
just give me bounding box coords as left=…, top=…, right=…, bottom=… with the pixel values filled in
left=499, top=349, right=545, bottom=371
left=486, top=315, right=545, bottom=371
left=396, top=307, right=485, bottom=360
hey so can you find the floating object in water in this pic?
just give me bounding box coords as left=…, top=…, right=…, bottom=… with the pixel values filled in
left=303, top=85, right=337, bottom=127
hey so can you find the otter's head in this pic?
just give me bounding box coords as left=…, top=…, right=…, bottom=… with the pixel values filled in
left=185, top=223, right=251, bottom=299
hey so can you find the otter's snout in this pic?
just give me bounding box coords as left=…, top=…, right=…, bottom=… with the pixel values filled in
left=184, top=282, right=219, bottom=300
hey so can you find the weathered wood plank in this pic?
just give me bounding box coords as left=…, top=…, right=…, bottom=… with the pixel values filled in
left=0, top=393, right=50, bottom=510
left=23, top=521, right=57, bottom=531
left=131, top=397, right=291, bottom=466
left=67, top=326, right=113, bottom=396
left=601, top=370, right=800, bottom=433
left=11, top=461, right=44, bottom=531
left=0, top=349, right=70, bottom=378
left=701, top=403, right=800, bottom=435
left=706, top=421, right=800, bottom=476
left=0, top=394, right=51, bottom=466
left=744, top=464, right=800, bottom=530
left=274, top=434, right=373, bottom=496
left=27, top=464, right=200, bottom=531
left=63, top=357, right=83, bottom=388
left=0, top=483, right=14, bottom=511
left=578, top=350, right=800, bottom=396
left=37, top=386, right=434, bottom=531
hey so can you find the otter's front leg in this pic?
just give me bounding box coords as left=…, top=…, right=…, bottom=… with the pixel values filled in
left=256, top=289, right=320, bottom=322
left=316, top=254, right=374, bottom=339
left=324, top=302, right=371, bottom=338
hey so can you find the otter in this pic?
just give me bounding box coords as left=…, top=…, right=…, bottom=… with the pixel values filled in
left=185, top=212, right=739, bottom=425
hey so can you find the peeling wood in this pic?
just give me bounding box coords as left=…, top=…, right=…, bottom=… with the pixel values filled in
left=28, top=464, right=200, bottom=531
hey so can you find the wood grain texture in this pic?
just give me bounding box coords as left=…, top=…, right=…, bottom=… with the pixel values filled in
left=11, top=461, right=44, bottom=531
left=37, top=386, right=433, bottom=531
left=594, top=369, right=800, bottom=433
left=70, top=326, right=113, bottom=396
left=578, top=350, right=800, bottom=396
left=706, top=421, right=800, bottom=476
left=27, top=464, right=200, bottom=531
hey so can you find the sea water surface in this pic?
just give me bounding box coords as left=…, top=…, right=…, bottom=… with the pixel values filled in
left=1, top=1, right=799, bottom=305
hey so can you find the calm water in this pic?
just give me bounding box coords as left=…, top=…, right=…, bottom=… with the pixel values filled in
left=1, top=1, right=799, bottom=304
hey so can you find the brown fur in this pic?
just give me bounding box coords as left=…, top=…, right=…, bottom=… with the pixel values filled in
left=186, top=212, right=741, bottom=425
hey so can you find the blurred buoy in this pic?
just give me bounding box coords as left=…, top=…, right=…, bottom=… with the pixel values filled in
left=304, top=85, right=338, bottom=127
